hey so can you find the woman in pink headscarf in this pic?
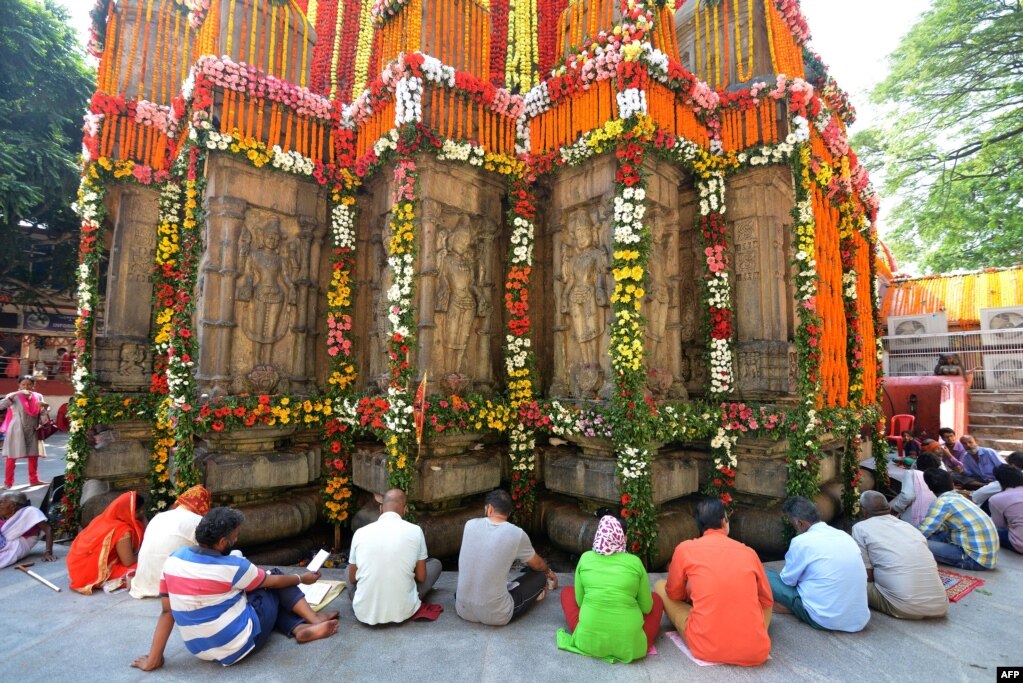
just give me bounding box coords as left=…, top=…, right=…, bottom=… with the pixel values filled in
left=0, top=376, right=50, bottom=488
left=556, top=515, right=664, bottom=663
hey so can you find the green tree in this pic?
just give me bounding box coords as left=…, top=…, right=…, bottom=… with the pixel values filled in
left=0, top=0, right=93, bottom=304
left=862, top=0, right=1023, bottom=273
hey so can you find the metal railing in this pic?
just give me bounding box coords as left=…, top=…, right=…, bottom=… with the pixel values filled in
left=881, top=328, right=1023, bottom=393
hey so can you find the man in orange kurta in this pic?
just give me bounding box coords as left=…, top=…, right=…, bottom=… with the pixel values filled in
left=654, top=498, right=773, bottom=666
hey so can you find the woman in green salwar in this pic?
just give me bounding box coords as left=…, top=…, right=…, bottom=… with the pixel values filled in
left=556, top=516, right=664, bottom=663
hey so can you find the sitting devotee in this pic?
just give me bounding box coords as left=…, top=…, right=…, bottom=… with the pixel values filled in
left=130, top=485, right=212, bottom=599
left=347, top=488, right=442, bottom=625
left=67, top=491, right=147, bottom=594
left=456, top=489, right=558, bottom=626
left=926, top=435, right=982, bottom=490
left=899, top=431, right=921, bottom=463
left=131, top=507, right=338, bottom=671
left=917, top=468, right=999, bottom=570
left=958, top=435, right=1002, bottom=485
left=0, top=491, right=55, bottom=568
left=972, top=452, right=1023, bottom=509
left=851, top=491, right=948, bottom=619
left=989, top=465, right=1023, bottom=554
left=765, top=496, right=869, bottom=632
left=890, top=451, right=939, bottom=527
left=653, top=498, right=772, bottom=666
left=557, top=515, right=663, bottom=663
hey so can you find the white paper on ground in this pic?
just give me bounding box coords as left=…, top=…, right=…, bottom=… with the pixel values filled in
left=307, top=548, right=330, bottom=573
left=664, top=631, right=771, bottom=666
left=665, top=631, right=719, bottom=667
left=298, top=581, right=332, bottom=604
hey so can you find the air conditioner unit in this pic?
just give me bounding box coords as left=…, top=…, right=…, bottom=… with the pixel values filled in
left=887, top=313, right=948, bottom=351
left=888, top=356, right=936, bottom=377
left=980, top=306, right=1023, bottom=345
left=983, top=352, right=1023, bottom=391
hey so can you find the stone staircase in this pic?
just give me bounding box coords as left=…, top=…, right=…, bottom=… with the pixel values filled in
left=968, top=392, right=1023, bottom=454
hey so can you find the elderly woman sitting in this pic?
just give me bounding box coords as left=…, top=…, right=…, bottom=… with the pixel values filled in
left=556, top=515, right=663, bottom=663
left=0, top=491, right=55, bottom=568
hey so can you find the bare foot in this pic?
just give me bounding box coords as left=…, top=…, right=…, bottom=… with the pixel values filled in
left=294, top=619, right=339, bottom=643
left=311, top=610, right=339, bottom=623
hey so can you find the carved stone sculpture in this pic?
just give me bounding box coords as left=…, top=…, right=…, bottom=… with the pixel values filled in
left=435, top=214, right=490, bottom=378
left=560, top=207, right=607, bottom=369
left=236, top=219, right=297, bottom=366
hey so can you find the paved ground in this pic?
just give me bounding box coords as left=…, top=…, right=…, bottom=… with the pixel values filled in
left=3, top=435, right=1020, bottom=682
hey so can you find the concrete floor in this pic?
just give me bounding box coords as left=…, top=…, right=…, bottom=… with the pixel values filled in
left=3, top=435, right=1020, bottom=682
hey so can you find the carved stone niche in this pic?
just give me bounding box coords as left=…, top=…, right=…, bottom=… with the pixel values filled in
left=352, top=169, right=396, bottom=394
left=677, top=183, right=709, bottom=398
left=196, top=153, right=328, bottom=397
left=95, top=185, right=160, bottom=390
left=547, top=153, right=617, bottom=400
left=735, top=340, right=799, bottom=399
left=416, top=156, right=505, bottom=395
left=726, top=164, right=797, bottom=399
left=641, top=156, right=687, bottom=399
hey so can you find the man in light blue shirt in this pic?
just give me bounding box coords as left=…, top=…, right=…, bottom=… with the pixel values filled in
left=959, top=435, right=1002, bottom=484
left=765, top=496, right=870, bottom=632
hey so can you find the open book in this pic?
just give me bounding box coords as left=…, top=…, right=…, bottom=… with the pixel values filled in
left=298, top=580, right=346, bottom=611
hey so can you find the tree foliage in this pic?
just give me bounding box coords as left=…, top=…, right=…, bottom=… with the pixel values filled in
left=0, top=0, right=93, bottom=303
left=862, top=0, right=1023, bottom=273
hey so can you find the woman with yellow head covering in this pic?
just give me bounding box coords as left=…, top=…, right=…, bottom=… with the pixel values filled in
left=130, top=486, right=211, bottom=599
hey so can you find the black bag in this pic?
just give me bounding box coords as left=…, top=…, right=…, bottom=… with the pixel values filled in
left=39, top=475, right=65, bottom=527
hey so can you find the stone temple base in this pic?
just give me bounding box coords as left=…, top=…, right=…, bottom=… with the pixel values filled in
left=351, top=442, right=502, bottom=505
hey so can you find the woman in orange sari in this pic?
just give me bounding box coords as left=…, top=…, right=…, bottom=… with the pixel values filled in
left=67, top=491, right=147, bottom=594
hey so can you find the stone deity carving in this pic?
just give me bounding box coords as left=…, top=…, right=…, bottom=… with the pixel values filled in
left=560, top=208, right=607, bottom=368
left=435, top=215, right=490, bottom=376
left=236, top=219, right=297, bottom=366
left=118, top=343, right=146, bottom=376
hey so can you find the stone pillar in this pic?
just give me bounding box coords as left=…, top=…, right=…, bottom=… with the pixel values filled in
left=96, top=185, right=160, bottom=391
left=677, top=184, right=709, bottom=397
left=197, top=196, right=248, bottom=396
left=727, top=165, right=798, bottom=398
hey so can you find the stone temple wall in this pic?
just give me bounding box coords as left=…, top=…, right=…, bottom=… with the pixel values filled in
left=73, top=0, right=879, bottom=564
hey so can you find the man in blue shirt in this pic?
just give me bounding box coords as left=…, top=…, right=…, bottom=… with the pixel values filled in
left=959, top=435, right=1002, bottom=484
left=765, top=496, right=870, bottom=632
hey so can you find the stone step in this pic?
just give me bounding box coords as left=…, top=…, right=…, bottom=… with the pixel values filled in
left=966, top=424, right=1023, bottom=439
left=967, top=412, right=1023, bottom=427
left=968, top=395, right=1023, bottom=415
left=971, top=436, right=1023, bottom=453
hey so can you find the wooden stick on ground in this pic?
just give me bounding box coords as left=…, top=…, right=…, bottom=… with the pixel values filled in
left=14, top=563, right=61, bottom=592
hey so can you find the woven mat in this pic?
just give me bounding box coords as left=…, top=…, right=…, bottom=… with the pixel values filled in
left=938, top=569, right=985, bottom=603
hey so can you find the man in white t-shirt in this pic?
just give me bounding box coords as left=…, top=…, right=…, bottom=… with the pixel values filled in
left=131, top=485, right=211, bottom=599
left=347, top=489, right=442, bottom=625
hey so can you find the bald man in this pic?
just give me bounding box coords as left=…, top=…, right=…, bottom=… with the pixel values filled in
left=347, top=489, right=442, bottom=625
left=850, top=491, right=948, bottom=619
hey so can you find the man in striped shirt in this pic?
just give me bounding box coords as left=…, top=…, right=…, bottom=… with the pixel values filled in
left=131, top=508, right=338, bottom=671
left=917, top=468, right=1000, bottom=571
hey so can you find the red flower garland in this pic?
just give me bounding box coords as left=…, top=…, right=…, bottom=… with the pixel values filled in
left=490, top=0, right=510, bottom=86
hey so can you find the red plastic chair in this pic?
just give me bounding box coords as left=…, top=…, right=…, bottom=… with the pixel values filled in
left=886, top=414, right=916, bottom=457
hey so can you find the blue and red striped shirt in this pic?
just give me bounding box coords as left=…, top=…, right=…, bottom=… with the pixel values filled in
left=160, top=546, right=266, bottom=665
